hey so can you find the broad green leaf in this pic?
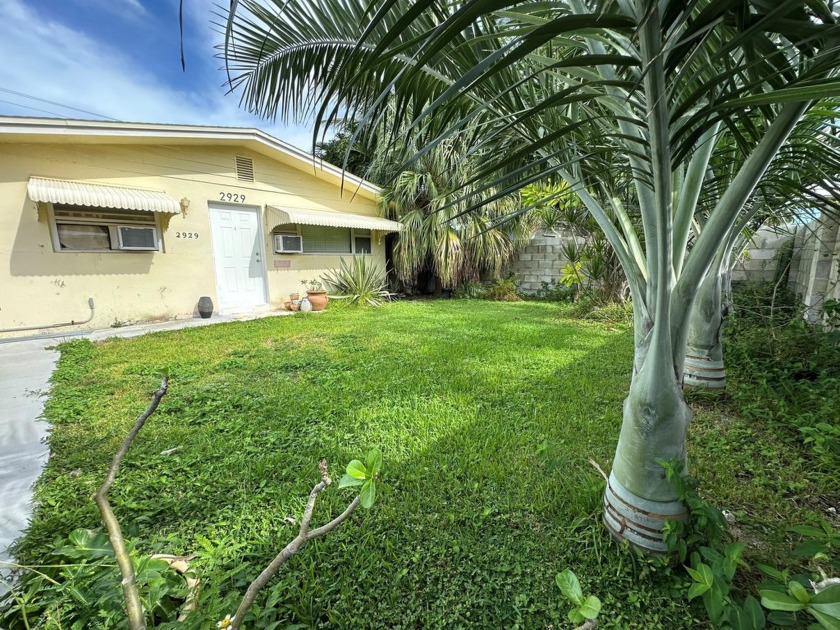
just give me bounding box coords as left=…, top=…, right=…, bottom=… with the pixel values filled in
left=760, top=589, right=806, bottom=612
left=795, top=541, right=828, bottom=558
left=790, top=525, right=829, bottom=538
left=729, top=606, right=746, bottom=630
left=568, top=608, right=585, bottom=624
left=579, top=595, right=601, bottom=620
left=756, top=564, right=787, bottom=582
left=688, top=582, right=710, bottom=601
left=743, top=595, right=766, bottom=629
left=766, top=611, right=797, bottom=626
left=705, top=588, right=725, bottom=625
left=366, top=448, right=383, bottom=476
left=686, top=565, right=704, bottom=583
left=789, top=581, right=811, bottom=605
left=810, top=585, right=840, bottom=618
left=687, top=562, right=714, bottom=588
left=346, top=459, right=368, bottom=480
left=360, top=479, right=376, bottom=509
left=809, top=609, right=840, bottom=630
left=338, top=474, right=364, bottom=489
left=58, top=529, right=113, bottom=559
left=555, top=569, right=583, bottom=606
left=725, top=542, right=745, bottom=561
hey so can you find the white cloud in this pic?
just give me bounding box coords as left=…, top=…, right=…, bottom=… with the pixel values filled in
left=81, top=0, right=149, bottom=20
left=0, top=0, right=314, bottom=149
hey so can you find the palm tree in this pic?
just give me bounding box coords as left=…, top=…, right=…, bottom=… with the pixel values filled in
left=372, top=138, right=531, bottom=293
left=684, top=108, right=840, bottom=389
left=222, top=0, right=840, bottom=552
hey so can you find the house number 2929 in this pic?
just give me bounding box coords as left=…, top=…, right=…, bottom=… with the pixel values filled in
left=219, top=192, right=246, bottom=203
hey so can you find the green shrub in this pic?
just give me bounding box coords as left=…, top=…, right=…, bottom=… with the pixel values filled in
left=568, top=298, right=633, bottom=324
left=452, top=276, right=522, bottom=301
left=532, top=280, right=575, bottom=302
left=726, top=284, right=840, bottom=468
left=322, top=256, right=393, bottom=306
left=451, top=280, right=488, bottom=299
left=0, top=529, right=187, bottom=629
left=482, top=276, right=521, bottom=301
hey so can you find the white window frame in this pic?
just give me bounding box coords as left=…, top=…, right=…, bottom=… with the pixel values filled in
left=271, top=225, right=374, bottom=255
left=47, top=204, right=163, bottom=253
left=352, top=229, right=373, bottom=255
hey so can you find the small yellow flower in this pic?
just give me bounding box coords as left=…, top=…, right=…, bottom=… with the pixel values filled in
left=217, top=614, right=235, bottom=629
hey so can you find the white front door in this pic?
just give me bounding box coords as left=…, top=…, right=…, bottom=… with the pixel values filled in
left=209, top=204, right=267, bottom=310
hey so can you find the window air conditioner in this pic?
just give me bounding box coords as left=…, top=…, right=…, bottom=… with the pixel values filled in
left=113, top=225, right=158, bottom=251
left=274, top=234, right=303, bottom=253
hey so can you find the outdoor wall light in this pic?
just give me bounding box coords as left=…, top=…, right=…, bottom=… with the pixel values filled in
left=180, top=197, right=191, bottom=215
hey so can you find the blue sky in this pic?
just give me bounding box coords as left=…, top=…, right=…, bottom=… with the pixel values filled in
left=0, top=0, right=314, bottom=149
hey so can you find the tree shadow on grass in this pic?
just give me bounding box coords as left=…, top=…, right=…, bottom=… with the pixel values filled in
left=10, top=303, right=701, bottom=628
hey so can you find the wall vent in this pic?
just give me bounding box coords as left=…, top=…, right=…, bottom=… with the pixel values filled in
left=235, top=156, right=255, bottom=182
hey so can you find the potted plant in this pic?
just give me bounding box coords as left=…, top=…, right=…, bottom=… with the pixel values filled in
left=303, top=279, right=328, bottom=311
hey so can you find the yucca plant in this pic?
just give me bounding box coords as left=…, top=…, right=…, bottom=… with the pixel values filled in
left=322, top=256, right=393, bottom=306
left=222, top=0, right=840, bottom=552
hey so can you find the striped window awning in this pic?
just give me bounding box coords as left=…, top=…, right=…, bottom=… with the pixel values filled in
left=27, top=177, right=181, bottom=214
left=266, top=205, right=401, bottom=232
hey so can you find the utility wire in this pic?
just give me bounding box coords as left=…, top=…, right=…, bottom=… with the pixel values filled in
left=0, top=97, right=68, bottom=118
left=0, top=87, right=119, bottom=121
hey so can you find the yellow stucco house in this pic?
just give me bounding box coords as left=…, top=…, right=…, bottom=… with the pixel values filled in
left=0, top=117, right=399, bottom=337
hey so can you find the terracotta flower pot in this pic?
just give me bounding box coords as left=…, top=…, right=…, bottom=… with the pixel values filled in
left=306, top=290, right=328, bottom=311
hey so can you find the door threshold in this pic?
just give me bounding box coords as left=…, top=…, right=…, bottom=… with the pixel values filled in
left=219, top=305, right=272, bottom=318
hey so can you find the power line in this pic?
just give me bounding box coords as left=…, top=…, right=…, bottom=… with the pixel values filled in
left=0, top=87, right=119, bottom=121
left=0, top=97, right=68, bottom=118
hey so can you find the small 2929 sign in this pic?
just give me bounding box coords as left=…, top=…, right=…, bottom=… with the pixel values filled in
left=175, top=232, right=198, bottom=239
left=219, top=191, right=247, bottom=203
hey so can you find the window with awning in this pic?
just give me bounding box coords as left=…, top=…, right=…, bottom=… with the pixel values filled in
left=51, top=205, right=160, bottom=252
left=265, top=205, right=401, bottom=233
left=27, top=177, right=181, bottom=214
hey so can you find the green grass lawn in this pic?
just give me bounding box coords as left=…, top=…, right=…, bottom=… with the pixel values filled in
left=10, top=300, right=833, bottom=628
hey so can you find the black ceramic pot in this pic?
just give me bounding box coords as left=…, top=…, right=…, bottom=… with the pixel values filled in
left=197, top=296, right=213, bottom=319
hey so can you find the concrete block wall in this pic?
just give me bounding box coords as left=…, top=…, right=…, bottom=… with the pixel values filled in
left=730, top=228, right=791, bottom=284
left=510, top=223, right=840, bottom=324
left=788, top=219, right=840, bottom=323
left=508, top=234, right=585, bottom=294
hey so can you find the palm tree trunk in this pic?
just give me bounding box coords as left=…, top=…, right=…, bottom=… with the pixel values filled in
left=684, top=232, right=741, bottom=390
left=683, top=265, right=727, bottom=389
left=603, top=325, right=691, bottom=554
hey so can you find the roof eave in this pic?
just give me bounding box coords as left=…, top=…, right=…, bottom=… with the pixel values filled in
left=0, top=117, right=381, bottom=200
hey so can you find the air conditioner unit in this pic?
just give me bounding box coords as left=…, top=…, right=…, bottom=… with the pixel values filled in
left=274, top=233, right=303, bottom=253
left=112, top=225, right=158, bottom=251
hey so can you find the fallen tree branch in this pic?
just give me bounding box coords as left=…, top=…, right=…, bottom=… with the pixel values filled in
left=93, top=376, right=169, bottom=630
left=230, top=459, right=362, bottom=630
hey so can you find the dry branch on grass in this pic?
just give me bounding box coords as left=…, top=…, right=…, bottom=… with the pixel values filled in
left=93, top=375, right=169, bottom=630
left=229, top=459, right=362, bottom=629
left=91, top=376, right=365, bottom=630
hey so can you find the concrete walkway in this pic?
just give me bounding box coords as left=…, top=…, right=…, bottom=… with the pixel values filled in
left=0, top=310, right=291, bottom=578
